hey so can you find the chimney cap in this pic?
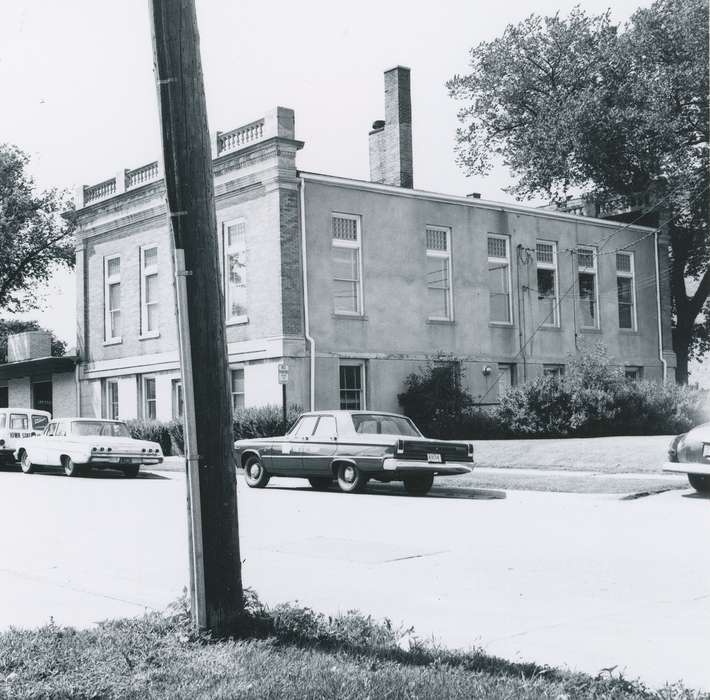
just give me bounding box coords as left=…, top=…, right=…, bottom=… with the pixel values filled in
left=371, top=119, right=385, bottom=131
left=466, top=192, right=482, bottom=199
left=384, top=65, right=412, bottom=73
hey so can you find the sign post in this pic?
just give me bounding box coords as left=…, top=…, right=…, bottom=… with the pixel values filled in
left=278, top=362, right=289, bottom=425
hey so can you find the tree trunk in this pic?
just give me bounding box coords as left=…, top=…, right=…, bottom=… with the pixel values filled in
left=149, top=0, right=243, bottom=635
left=673, top=323, right=691, bottom=385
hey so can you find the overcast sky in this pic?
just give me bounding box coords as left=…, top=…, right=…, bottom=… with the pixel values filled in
left=1, top=0, right=650, bottom=345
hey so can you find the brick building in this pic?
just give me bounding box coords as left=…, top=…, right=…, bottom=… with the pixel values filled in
left=71, top=67, right=676, bottom=420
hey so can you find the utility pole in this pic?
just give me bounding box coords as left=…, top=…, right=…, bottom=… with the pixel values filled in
left=149, top=0, right=243, bottom=635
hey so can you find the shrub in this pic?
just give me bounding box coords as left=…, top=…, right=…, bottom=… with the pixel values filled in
left=398, top=354, right=475, bottom=439
left=232, top=404, right=302, bottom=440
left=125, top=419, right=174, bottom=455
left=496, top=345, right=710, bottom=437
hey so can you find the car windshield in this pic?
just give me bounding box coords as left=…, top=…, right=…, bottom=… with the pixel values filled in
left=351, top=414, right=421, bottom=437
left=70, top=421, right=131, bottom=438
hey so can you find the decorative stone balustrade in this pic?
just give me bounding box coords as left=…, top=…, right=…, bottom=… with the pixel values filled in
left=126, top=161, right=160, bottom=189
left=75, top=107, right=294, bottom=209
left=216, top=119, right=265, bottom=155
left=83, top=178, right=117, bottom=205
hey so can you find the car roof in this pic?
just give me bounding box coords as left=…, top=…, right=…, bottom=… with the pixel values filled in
left=0, top=408, right=51, bottom=416
left=299, top=410, right=409, bottom=418
left=50, top=417, right=123, bottom=422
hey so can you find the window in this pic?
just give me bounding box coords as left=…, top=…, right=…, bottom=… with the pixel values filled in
left=172, top=379, right=184, bottom=419
left=31, top=414, right=49, bottom=431
left=9, top=414, right=28, bottom=430
left=141, top=246, right=159, bottom=335
left=224, top=221, right=248, bottom=322
left=231, top=369, right=245, bottom=413
left=54, top=421, right=68, bottom=437
left=543, top=365, right=564, bottom=377
left=0, top=386, right=8, bottom=408
left=497, top=364, right=515, bottom=399
left=313, top=415, right=337, bottom=438
left=536, top=241, right=560, bottom=327
left=339, top=363, right=365, bottom=410
left=143, top=377, right=157, bottom=420
left=45, top=422, right=56, bottom=436
left=291, top=415, right=319, bottom=438
left=577, top=247, right=599, bottom=329
left=104, top=379, right=119, bottom=420
left=332, top=214, right=362, bottom=315
left=616, top=252, right=636, bottom=330
left=488, top=235, right=512, bottom=324
left=0, top=413, right=5, bottom=429
left=426, top=226, right=452, bottom=320
left=625, top=366, right=643, bottom=381
left=104, top=255, right=121, bottom=341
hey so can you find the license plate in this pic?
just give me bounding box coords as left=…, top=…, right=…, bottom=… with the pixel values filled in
left=703, top=444, right=710, bottom=458
left=119, top=457, right=134, bottom=464
left=427, top=453, right=442, bottom=463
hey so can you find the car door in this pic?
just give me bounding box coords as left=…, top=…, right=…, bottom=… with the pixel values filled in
left=44, top=420, right=67, bottom=467
left=298, top=415, right=338, bottom=475
left=270, top=415, right=318, bottom=475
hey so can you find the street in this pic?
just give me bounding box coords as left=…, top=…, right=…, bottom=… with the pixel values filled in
left=0, top=466, right=708, bottom=692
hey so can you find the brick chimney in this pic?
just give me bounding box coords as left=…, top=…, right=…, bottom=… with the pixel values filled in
left=369, top=66, right=413, bottom=188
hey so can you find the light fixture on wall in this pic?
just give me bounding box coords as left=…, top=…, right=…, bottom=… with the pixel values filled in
left=482, top=365, right=492, bottom=376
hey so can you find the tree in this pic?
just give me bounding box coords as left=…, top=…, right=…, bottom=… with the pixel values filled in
left=0, top=145, right=75, bottom=313
left=447, top=0, right=709, bottom=383
left=0, top=318, right=66, bottom=363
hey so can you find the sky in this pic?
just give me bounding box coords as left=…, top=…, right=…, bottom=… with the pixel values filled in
left=0, top=0, right=652, bottom=346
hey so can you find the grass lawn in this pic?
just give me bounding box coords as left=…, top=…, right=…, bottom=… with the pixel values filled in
left=0, top=597, right=703, bottom=700
left=472, top=435, right=673, bottom=473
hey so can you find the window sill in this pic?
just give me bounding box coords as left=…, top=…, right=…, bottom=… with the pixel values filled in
left=139, top=332, right=160, bottom=340
left=618, top=328, right=639, bottom=335
left=489, top=322, right=514, bottom=328
left=579, top=327, right=602, bottom=334
left=539, top=325, right=562, bottom=332
left=427, top=318, right=455, bottom=325
left=332, top=313, right=368, bottom=321
left=226, top=315, right=249, bottom=326
left=103, top=337, right=122, bottom=346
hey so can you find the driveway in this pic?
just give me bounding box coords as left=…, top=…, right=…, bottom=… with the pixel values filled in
left=0, top=467, right=707, bottom=692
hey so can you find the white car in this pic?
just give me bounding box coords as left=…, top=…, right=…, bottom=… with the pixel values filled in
left=16, top=418, right=163, bottom=477
left=0, top=408, right=51, bottom=466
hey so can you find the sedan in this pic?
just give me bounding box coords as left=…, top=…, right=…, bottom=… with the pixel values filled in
left=663, top=423, right=710, bottom=493
left=16, top=418, right=163, bottom=477
left=234, top=410, right=474, bottom=496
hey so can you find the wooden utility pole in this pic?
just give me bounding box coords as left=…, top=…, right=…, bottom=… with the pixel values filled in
left=149, top=0, right=243, bottom=635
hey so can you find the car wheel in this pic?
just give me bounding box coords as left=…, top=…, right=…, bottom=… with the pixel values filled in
left=308, top=477, right=332, bottom=491
left=336, top=463, right=367, bottom=493
left=122, top=465, right=140, bottom=478
left=403, top=474, right=434, bottom=496
left=63, top=457, right=83, bottom=478
left=19, top=450, right=35, bottom=475
left=688, top=473, right=710, bottom=494
left=244, top=455, right=270, bottom=488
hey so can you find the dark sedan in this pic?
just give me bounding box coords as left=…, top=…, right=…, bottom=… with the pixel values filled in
left=234, top=410, right=474, bottom=496
left=664, top=423, right=710, bottom=493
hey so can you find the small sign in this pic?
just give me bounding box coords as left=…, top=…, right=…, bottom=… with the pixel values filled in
left=278, top=362, right=289, bottom=384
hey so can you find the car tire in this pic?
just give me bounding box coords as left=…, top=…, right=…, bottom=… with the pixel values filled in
left=19, top=450, right=35, bottom=475
left=336, top=463, right=368, bottom=493
left=122, top=465, right=140, bottom=478
left=308, top=477, right=332, bottom=491
left=403, top=474, right=434, bottom=496
left=244, top=455, right=270, bottom=488
left=688, top=473, right=710, bottom=494
left=63, top=457, right=83, bottom=478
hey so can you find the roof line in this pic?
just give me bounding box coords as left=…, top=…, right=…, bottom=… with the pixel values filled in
left=298, top=171, right=655, bottom=233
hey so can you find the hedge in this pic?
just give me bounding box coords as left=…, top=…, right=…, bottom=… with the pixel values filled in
left=125, top=405, right=302, bottom=456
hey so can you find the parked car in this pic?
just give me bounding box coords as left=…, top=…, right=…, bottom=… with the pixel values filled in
left=234, top=410, right=474, bottom=495
left=15, top=418, right=163, bottom=477
left=664, top=423, right=710, bottom=493
left=0, top=408, right=51, bottom=466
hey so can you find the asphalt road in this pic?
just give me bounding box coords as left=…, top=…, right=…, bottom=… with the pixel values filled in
left=0, top=466, right=708, bottom=692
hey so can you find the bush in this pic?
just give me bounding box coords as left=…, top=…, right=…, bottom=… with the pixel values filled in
left=398, top=354, right=475, bottom=439
left=496, top=346, right=709, bottom=437
left=125, top=419, right=175, bottom=455
left=232, top=404, right=302, bottom=440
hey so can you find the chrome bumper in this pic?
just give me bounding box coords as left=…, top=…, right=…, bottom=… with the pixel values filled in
left=382, top=458, right=472, bottom=475
left=662, top=461, right=710, bottom=476
left=88, top=455, right=163, bottom=465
